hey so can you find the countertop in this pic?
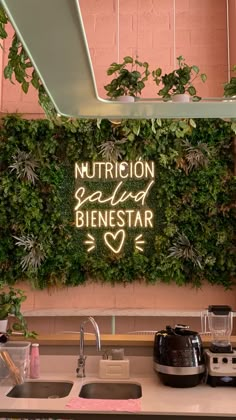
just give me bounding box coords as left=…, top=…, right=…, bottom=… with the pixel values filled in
left=1, top=355, right=236, bottom=419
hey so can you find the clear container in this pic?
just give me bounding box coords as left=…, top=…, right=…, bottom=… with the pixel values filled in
left=209, top=314, right=232, bottom=347
left=0, top=341, right=31, bottom=380
left=201, top=305, right=233, bottom=349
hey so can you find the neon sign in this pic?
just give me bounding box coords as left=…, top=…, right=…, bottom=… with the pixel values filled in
left=74, top=161, right=155, bottom=254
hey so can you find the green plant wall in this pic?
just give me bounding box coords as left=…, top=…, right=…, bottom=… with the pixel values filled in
left=0, top=115, right=235, bottom=289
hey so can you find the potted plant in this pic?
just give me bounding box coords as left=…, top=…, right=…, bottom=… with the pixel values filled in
left=104, top=55, right=150, bottom=102
left=0, top=286, right=36, bottom=338
left=152, top=55, right=207, bottom=102
left=224, top=65, right=236, bottom=98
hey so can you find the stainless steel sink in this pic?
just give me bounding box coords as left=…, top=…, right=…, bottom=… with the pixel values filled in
left=7, top=380, right=73, bottom=399
left=79, top=382, right=142, bottom=400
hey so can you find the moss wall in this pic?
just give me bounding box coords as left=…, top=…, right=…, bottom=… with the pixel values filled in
left=0, top=116, right=235, bottom=290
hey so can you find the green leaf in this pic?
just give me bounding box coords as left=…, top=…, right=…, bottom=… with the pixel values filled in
left=231, top=121, right=236, bottom=134
left=191, top=65, right=199, bottom=74
left=201, top=73, right=207, bottom=83
left=31, top=76, right=40, bottom=89
left=0, top=24, right=7, bottom=39
left=107, top=65, right=120, bottom=75
left=22, top=80, right=29, bottom=94
left=3, top=64, right=13, bottom=81
left=0, top=7, right=8, bottom=24
left=123, top=56, right=133, bottom=64
left=14, top=66, right=26, bottom=83
left=155, top=68, right=162, bottom=77
left=132, top=121, right=140, bottom=136
left=151, top=119, right=156, bottom=133
left=189, top=118, right=196, bottom=128
left=187, top=86, right=196, bottom=96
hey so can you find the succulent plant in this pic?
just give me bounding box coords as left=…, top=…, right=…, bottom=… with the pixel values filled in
left=168, top=233, right=202, bottom=269
left=176, top=140, right=211, bottom=174
left=98, top=139, right=126, bottom=161
left=13, top=235, right=45, bottom=271
left=9, top=150, right=39, bottom=184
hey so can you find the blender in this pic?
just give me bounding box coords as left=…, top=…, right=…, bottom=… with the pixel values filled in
left=202, top=305, right=236, bottom=386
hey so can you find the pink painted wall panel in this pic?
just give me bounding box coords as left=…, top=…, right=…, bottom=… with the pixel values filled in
left=18, top=280, right=236, bottom=313
left=3, top=273, right=233, bottom=334
left=229, top=0, right=236, bottom=76
left=17, top=280, right=236, bottom=334
left=0, top=0, right=229, bottom=113
left=175, top=0, right=228, bottom=97
left=81, top=0, right=228, bottom=98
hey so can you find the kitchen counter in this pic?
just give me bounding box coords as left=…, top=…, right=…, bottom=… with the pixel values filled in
left=1, top=355, right=236, bottom=419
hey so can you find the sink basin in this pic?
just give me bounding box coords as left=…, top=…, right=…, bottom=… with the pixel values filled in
left=79, top=382, right=142, bottom=400
left=7, top=380, right=73, bottom=399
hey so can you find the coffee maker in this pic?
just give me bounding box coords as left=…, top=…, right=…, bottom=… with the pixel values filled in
left=202, top=305, right=236, bottom=386
left=153, top=324, right=205, bottom=388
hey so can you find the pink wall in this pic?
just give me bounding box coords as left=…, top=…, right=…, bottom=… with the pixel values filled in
left=20, top=281, right=236, bottom=313
left=1, top=1, right=235, bottom=325
left=17, top=280, right=236, bottom=334
left=229, top=0, right=236, bottom=75
left=80, top=0, right=228, bottom=99
left=0, top=0, right=231, bottom=115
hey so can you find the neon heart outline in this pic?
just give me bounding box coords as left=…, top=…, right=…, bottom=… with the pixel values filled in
left=104, top=229, right=126, bottom=254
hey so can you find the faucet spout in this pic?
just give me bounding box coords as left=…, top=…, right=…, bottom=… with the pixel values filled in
left=77, top=316, right=101, bottom=378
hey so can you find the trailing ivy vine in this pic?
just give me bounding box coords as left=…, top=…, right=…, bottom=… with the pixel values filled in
left=0, top=6, right=56, bottom=117
left=0, top=115, right=235, bottom=289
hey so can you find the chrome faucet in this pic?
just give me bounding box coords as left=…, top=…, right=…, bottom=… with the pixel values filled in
left=76, top=316, right=101, bottom=378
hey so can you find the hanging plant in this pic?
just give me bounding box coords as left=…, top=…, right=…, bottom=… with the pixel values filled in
left=224, top=65, right=236, bottom=98
left=152, top=56, right=207, bottom=101
left=104, top=56, right=150, bottom=99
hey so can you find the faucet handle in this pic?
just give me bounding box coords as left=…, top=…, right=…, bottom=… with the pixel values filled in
left=76, top=355, right=86, bottom=378
left=102, top=350, right=109, bottom=360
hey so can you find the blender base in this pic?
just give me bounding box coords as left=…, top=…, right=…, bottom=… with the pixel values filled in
left=207, top=374, right=236, bottom=387
left=205, top=349, right=236, bottom=387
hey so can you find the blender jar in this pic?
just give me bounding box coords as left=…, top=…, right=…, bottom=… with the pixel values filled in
left=207, top=305, right=233, bottom=352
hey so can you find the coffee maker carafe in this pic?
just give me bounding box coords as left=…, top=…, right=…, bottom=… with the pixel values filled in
left=202, top=305, right=236, bottom=386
